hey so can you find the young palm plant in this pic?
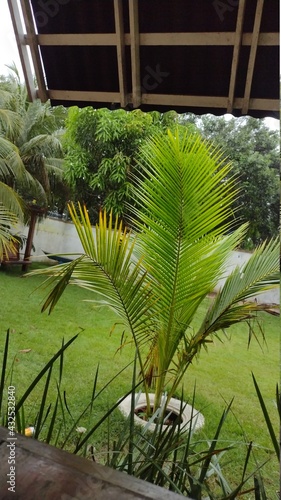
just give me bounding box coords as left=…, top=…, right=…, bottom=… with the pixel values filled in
left=31, top=129, right=279, bottom=416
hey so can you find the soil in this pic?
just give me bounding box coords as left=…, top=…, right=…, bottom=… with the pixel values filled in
left=134, top=407, right=183, bottom=426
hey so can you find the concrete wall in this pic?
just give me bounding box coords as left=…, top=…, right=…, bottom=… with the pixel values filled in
left=21, top=217, right=85, bottom=261
left=20, top=217, right=280, bottom=305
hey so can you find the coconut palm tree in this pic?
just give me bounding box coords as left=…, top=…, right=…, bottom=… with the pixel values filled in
left=0, top=65, right=66, bottom=208
left=31, top=129, right=279, bottom=415
left=0, top=65, right=67, bottom=260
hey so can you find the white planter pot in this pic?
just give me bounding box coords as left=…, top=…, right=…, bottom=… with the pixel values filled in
left=118, top=393, right=204, bottom=433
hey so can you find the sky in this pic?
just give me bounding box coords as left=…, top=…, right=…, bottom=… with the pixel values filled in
left=0, top=1, right=279, bottom=132
left=0, top=1, right=23, bottom=77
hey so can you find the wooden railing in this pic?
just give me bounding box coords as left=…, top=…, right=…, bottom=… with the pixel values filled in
left=0, top=427, right=186, bottom=499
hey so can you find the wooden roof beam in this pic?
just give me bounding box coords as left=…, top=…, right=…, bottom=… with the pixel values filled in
left=7, top=0, right=36, bottom=101
left=129, top=0, right=141, bottom=108
left=19, top=0, right=48, bottom=102
left=113, top=0, right=128, bottom=108
left=142, top=93, right=279, bottom=112
left=47, top=90, right=279, bottom=113
left=227, top=0, right=247, bottom=113
left=242, top=0, right=264, bottom=115
left=48, top=89, right=121, bottom=103
left=36, top=32, right=278, bottom=47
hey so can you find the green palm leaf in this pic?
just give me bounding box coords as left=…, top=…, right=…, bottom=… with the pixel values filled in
left=131, top=130, right=248, bottom=402
left=0, top=182, right=25, bottom=219
left=0, top=109, right=22, bottom=141
left=0, top=203, right=20, bottom=259
left=0, top=137, right=35, bottom=186
left=35, top=204, right=156, bottom=346
left=197, top=237, right=279, bottom=337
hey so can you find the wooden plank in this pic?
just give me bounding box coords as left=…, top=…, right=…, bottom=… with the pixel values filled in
left=227, top=0, right=247, bottom=112
left=242, top=0, right=264, bottom=114
left=47, top=90, right=279, bottom=113
left=7, top=0, right=36, bottom=101
left=19, top=0, right=48, bottom=102
left=244, top=32, right=278, bottom=46
left=1, top=260, right=31, bottom=266
left=129, top=0, right=141, bottom=107
left=138, top=32, right=278, bottom=47
left=0, top=427, right=185, bottom=499
left=36, top=32, right=278, bottom=47
left=235, top=97, right=279, bottom=111
left=37, top=33, right=117, bottom=46
left=48, top=89, right=120, bottom=102
left=113, top=0, right=128, bottom=108
left=141, top=94, right=228, bottom=107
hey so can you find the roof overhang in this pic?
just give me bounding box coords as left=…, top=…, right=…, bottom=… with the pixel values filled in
left=8, top=0, right=279, bottom=118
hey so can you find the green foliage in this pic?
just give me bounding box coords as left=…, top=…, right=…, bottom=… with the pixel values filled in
left=181, top=114, right=280, bottom=246
left=0, top=204, right=20, bottom=260
left=0, top=66, right=68, bottom=210
left=252, top=374, right=280, bottom=462
left=63, top=107, right=187, bottom=223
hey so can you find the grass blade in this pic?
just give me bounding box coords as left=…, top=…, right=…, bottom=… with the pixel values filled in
left=0, top=329, right=10, bottom=416
left=34, top=366, right=53, bottom=439
left=15, top=334, right=78, bottom=413
left=252, top=373, right=280, bottom=461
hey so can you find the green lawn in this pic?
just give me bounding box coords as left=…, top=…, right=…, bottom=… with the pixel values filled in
left=0, top=264, right=279, bottom=497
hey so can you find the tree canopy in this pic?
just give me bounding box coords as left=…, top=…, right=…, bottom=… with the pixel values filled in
left=181, top=114, right=280, bottom=247
left=64, top=107, right=279, bottom=245
left=63, top=107, right=187, bottom=223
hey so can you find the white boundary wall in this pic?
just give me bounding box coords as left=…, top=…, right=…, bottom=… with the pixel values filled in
left=19, top=217, right=280, bottom=305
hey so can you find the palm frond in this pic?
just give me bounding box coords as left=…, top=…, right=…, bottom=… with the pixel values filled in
left=0, top=89, right=15, bottom=109
left=29, top=203, right=156, bottom=346
left=20, top=134, right=63, bottom=158
left=0, top=182, right=25, bottom=219
left=44, top=159, right=64, bottom=178
left=0, top=203, right=20, bottom=259
left=133, top=131, right=239, bottom=313
left=0, top=109, right=22, bottom=141
left=0, top=137, right=32, bottom=184
left=131, top=130, right=245, bottom=394
left=196, top=238, right=279, bottom=337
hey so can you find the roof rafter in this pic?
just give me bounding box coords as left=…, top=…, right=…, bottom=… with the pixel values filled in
left=129, top=0, right=141, bottom=108
left=242, top=0, right=264, bottom=115
left=141, top=94, right=279, bottom=112
left=7, top=0, right=36, bottom=101
left=227, top=0, right=247, bottom=113
left=36, top=32, right=278, bottom=47
left=19, top=0, right=47, bottom=102
left=47, top=89, right=279, bottom=113
left=113, top=0, right=128, bottom=108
